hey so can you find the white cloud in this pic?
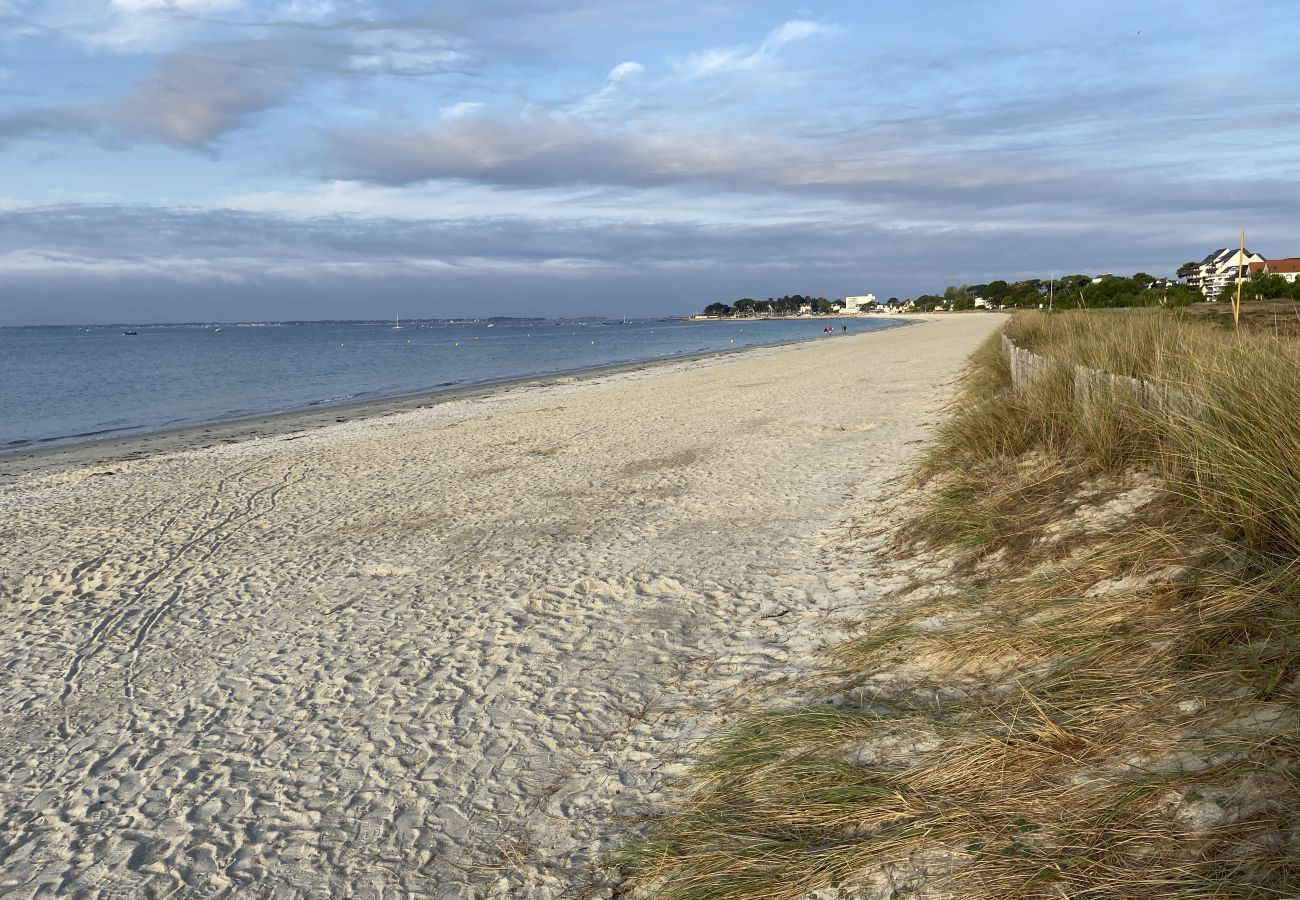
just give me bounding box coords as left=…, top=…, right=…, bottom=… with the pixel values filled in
left=607, top=61, right=644, bottom=83
left=440, top=101, right=485, bottom=120
left=348, top=29, right=465, bottom=76
left=569, top=60, right=644, bottom=115
left=110, top=0, right=243, bottom=12
left=766, top=20, right=824, bottom=48
left=679, top=19, right=828, bottom=77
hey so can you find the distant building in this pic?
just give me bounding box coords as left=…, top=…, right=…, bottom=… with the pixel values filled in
left=844, top=294, right=876, bottom=314
left=1090, top=273, right=1116, bottom=284
left=798, top=303, right=813, bottom=315
left=1187, top=247, right=1266, bottom=298
left=1248, top=258, right=1300, bottom=283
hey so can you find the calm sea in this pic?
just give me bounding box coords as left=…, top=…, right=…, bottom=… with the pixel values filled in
left=0, top=317, right=900, bottom=452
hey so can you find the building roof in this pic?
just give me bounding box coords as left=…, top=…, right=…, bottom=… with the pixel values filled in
left=1198, top=247, right=1263, bottom=273
left=1252, top=257, right=1300, bottom=275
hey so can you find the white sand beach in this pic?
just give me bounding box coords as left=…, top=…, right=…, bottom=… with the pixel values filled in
left=0, top=315, right=1001, bottom=898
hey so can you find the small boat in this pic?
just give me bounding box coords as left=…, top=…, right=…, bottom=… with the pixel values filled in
left=122, top=330, right=138, bottom=336
left=392, top=315, right=402, bottom=330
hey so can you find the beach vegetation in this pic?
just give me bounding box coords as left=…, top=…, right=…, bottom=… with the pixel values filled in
left=698, top=295, right=842, bottom=318
left=619, top=309, right=1300, bottom=898
left=1216, top=270, right=1300, bottom=304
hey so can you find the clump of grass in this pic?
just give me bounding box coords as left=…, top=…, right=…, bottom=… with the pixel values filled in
left=619, top=310, right=1300, bottom=898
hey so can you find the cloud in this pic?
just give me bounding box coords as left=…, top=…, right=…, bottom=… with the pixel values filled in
left=0, top=20, right=472, bottom=151
left=100, top=42, right=317, bottom=148
left=568, top=59, right=644, bottom=115
left=440, top=101, right=485, bottom=120
left=348, top=28, right=467, bottom=75
left=0, top=40, right=323, bottom=150
left=110, top=0, right=244, bottom=12
left=1, top=199, right=1275, bottom=325
left=606, top=60, right=643, bottom=82
left=766, top=20, right=824, bottom=47
left=679, top=18, right=827, bottom=76
left=324, top=114, right=784, bottom=190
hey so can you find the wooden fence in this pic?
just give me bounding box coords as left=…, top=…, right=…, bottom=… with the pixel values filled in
left=1002, top=334, right=1199, bottom=418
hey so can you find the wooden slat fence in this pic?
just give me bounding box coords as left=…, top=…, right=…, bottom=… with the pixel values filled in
left=1002, top=333, right=1200, bottom=418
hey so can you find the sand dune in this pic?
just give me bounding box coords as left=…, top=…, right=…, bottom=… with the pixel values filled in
left=0, top=315, right=1001, bottom=898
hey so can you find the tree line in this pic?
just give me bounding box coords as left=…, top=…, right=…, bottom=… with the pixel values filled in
left=698, top=270, right=1300, bottom=319
left=701, top=295, right=840, bottom=317
left=911, top=274, right=1204, bottom=311
left=1215, top=271, right=1300, bottom=303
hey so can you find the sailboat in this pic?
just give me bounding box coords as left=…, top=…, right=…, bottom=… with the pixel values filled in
left=392, top=315, right=402, bottom=330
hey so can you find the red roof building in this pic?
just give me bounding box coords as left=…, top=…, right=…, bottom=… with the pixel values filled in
left=1248, top=258, right=1300, bottom=282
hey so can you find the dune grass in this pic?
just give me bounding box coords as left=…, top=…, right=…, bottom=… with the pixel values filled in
left=619, top=311, right=1300, bottom=898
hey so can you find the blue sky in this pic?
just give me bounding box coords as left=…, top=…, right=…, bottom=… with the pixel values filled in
left=1, top=0, right=1298, bottom=324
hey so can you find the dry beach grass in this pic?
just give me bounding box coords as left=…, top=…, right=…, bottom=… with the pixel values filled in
left=622, top=311, right=1300, bottom=898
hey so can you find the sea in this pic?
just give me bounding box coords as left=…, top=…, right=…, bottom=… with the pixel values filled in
left=0, top=316, right=900, bottom=452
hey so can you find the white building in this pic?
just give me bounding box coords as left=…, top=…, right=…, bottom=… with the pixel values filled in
left=1187, top=247, right=1265, bottom=298
left=1248, top=258, right=1300, bottom=283
left=844, top=294, right=876, bottom=314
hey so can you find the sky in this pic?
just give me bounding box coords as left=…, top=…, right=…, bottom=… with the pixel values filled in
left=1, top=0, right=1298, bottom=324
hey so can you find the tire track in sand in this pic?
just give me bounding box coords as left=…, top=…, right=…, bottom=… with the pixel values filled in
left=122, top=461, right=309, bottom=700
left=60, top=455, right=285, bottom=701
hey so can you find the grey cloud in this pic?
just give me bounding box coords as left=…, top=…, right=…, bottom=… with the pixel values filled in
left=0, top=21, right=473, bottom=151
left=0, top=204, right=877, bottom=268
left=0, top=105, right=97, bottom=143
left=102, top=42, right=323, bottom=148
left=0, top=39, right=325, bottom=150
left=0, top=202, right=1284, bottom=323
left=325, top=116, right=773, bottom=189
left=321, top=108, right=1300, bottom=224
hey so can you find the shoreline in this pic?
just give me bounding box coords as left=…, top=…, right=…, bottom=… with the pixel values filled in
left=0, top=318, right=911, bottom=484
left=0, top=314, right=1003, bottom=897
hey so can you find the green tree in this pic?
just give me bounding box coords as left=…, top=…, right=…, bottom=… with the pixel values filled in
left=1244, top=272, right=1291, bottom=301
left=983, top=280, right=1010, bottom=302
left=944, top=284, right=976, bottom=310
left=702, top=302, right=732, bottom=317
left=1177, top=261, right=1200, bottom=280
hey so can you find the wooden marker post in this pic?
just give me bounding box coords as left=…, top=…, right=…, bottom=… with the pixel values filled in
left=1234, top=229, right=1245, bottom=329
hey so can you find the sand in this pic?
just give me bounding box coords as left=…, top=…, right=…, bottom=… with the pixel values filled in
left=0, top=314, right=1002, bottom=898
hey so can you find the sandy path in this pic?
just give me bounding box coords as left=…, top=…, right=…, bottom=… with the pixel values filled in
left=0, top=315, right=1000, bottom=898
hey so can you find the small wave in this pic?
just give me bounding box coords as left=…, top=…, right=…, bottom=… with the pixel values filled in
left=35, top=425, right=131, bottom=444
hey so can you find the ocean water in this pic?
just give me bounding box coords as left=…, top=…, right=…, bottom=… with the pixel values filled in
left=0, top=317, right=900, bottom=451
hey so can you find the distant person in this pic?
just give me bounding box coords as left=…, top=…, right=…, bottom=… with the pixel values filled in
left=842, top=325, right=848, bottom=333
